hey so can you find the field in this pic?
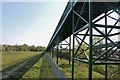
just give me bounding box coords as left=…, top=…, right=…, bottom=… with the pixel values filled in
left=52, top=57, right=104, bottom=78
left=2, top=51, right=55, bottom=79
left=1, top=51, right=119, bottom=79
left=2, top=51, right=44, bottom=79
left=2, top=51, right=40, bottom=69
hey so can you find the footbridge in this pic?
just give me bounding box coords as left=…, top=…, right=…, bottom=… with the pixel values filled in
left=46, top=0, right=120, bottom=80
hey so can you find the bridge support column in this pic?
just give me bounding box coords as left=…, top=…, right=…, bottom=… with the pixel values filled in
left=88, top=1, right=93, bottom=80
left=72, top=2, right=75, bottom=80
left=51, top=48, right=54, bottom=59
left=56, top=44, right=59, bottom=64
left=105, top=12, right=108, bottom=80
left=59, top=37, right=71, bottom=65
left=118, top=9, right=120, bottom=78
left=49, top=50, right=51, bottom=57
left=69, top=36, right=71, bottom=65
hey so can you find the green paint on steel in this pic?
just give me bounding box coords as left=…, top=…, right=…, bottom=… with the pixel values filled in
left=46, top=1, right=120, bottom=80
left=105, top=12, right=108, bottom=80
left=72, top=3, right=75, bottom=80
left=69, top=36, right=71, bottom=65
left=88, top=1, right=93, bottom=80
left=56, top=44, right=59, bottom=64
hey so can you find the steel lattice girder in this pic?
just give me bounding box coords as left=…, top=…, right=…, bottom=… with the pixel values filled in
left=46, top=1, right=120, bottom=80
left=46, top=2, right=119, bottom=52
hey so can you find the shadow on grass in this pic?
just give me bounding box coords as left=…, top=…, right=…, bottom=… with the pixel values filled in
left=2, top=52, right=45, bottom=79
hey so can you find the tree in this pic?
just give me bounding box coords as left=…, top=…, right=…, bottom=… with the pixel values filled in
left=93, top=36, right=103, bottom=55
left=20, top=44, right=28, bottom=51
left=93, top=36, right=103, bottom=45
left=14, top=44, right=19, bottom=51
left=29, top=45, right=35, bottom=51
left=0, top=45, right=2, bottom=52
left=1, top=44, right=46, bottom=52
left=75, top=43, right=88, bottom=58
left=36, top=46, right=45, bottom=52
left=4, top=45, right=12, bottom=51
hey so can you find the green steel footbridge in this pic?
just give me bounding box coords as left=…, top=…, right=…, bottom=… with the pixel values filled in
left=46, top=0, right=120, bottom=80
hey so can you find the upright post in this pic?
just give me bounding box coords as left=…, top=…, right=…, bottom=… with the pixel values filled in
left=52, top=48, right=53, bottom=59
left=56, top=44, right=59, bottom=64
left=50, top=50, right=51, bottom=57
left=118, top=55, right=120, bottom=78
left=72, top=2, right=75, bottom=80
left=105, top=12, right=108, bottom=80
left=118, top=9, right=120, bottom=78
left=51, top=50, right=53, bottom=57
left=118, top=9, right=120, bottom=41
left=69, top=36, right=71, bottom=65
left=88, top=1, right=93, bottom=80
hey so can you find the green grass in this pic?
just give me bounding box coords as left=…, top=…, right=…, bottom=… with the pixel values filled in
left=2, top=51, right=40, bottom=69
left=22, top=55, right=43, bottom=78
left=22, top=55, right=55, bottom=78
left=2, top=52, right=45, bottom=79
left=93, top=65, right=120, bottom=78
left=52, top=56, right=119, bottom=79
left=52, top=56, right=104, bottom=78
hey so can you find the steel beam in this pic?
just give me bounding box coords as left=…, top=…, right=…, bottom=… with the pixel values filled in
left=72, top=3, right=75, bottom=80
left=46, top=1, right=120, bottom=80
left=88, top=1, right=93, bottom=80
left=56, top=44, right=59, bottom=64
left=74, top=29, right=89, bottom=56
left=69, top=36, right=71, bottom=65
left=59, top=37, right=71, bottom=65
left=105, top=12, right=108, bottom=80
left=52, top=48, right=54, bottom=59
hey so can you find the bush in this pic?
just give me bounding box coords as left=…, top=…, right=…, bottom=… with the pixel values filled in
left=93, top=65, right=105, bottom=75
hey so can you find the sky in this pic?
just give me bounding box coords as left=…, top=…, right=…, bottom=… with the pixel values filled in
left=2, top=1, right=68, bottom=47
left=1, top=1, right=119, bottom=47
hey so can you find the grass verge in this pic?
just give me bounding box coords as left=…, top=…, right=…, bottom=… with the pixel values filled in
left=2, top=53, right=44, bottom=79
left=21, top=55, right=55, bottom=79
left=2, top=51, right=40, bottom=69
left=52, top=56, right=104, bottom=78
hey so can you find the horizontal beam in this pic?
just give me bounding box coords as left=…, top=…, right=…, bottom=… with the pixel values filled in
left=74, top=58, right=88, bottom=64
left=60, top=44, right=69, bottom=45
left=74, top=58, right=120, bottom=65
left=77, top=33, right=102, bottom=37
left=93, top=57, right=120, bottom=61
left=94, top=24, right=120, bottom=29
left=93, top=60, right=120, bottom=65
left=94, top=41, right=120, bottom=49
